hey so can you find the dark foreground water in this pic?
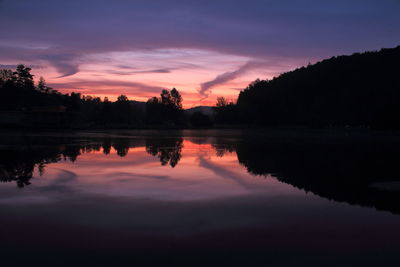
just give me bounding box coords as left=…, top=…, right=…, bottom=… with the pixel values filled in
left=1, top=130, right=400, bottom=266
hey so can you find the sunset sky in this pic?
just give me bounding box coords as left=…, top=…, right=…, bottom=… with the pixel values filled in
left=1, top=0, right=399, bottom=107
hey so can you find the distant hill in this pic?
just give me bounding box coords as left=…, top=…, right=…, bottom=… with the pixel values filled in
left=185, top=106, right=214, bottom=116
left=127, top=102, right=215, bottom=116
left=237, top=45, right=400, bottom=128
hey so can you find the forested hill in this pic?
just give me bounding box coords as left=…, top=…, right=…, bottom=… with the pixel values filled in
left=237, top=46, right=400, bottom=128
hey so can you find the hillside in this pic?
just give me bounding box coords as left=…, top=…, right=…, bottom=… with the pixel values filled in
left=185, top=106, right=214, bottom=116
left=237, top=46, right=400, bottom=128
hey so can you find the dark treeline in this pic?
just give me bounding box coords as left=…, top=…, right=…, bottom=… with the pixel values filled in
left=233, top=45, right=400, bottom=129
left=0, top=65, right=139, bottom=127
left=0, top=65, right=201, bottom=128
left=2, top=45, right=400, bottom=129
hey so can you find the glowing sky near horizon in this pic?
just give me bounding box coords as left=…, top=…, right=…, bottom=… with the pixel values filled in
left=1, top=0, right=400, bottom=107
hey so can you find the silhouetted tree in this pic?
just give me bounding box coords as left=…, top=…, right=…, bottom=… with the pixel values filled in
left=14, top=64, right=34, bottom=89
left=117, top=94, right=129, bottom=102
left=216, top=97, right=229, bottom=107
left=37, top=76, right=53, bottom=93
left=171, top=88, right=183, bottom=109
left=146, top=88, right=184, bottom=125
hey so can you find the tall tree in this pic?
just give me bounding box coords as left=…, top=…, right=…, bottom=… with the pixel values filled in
left=216, top=97, right=228, bottom=107
left=146, top=88, right=184, bottom=125
left=14, top=64, right=34, bottom=89
left=160, top=89, right=172, bottom=105
left=37, top=76, right=53, bottom=93
left=117, top=94, right=129, bottom=102
left=171, top=88, right=183, bottom=110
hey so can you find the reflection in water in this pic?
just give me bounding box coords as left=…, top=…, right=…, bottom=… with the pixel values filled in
left=145, top=137, right=183, bottom=167
left=112, top=138, right=131, bottom=157
left=0, top=144, right=76, bottom=188
left=1, top=132, right=400, bottom=214
left=234, top=137, right=400, bottom=214
left=0, top=135, right=185, bottom=188
left=1, top=131, right=400, bottom=266
left=0, top=161, right=34, bottom=188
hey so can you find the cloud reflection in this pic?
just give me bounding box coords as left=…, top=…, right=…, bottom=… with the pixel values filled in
left=0, top=135, right=284, bottom=203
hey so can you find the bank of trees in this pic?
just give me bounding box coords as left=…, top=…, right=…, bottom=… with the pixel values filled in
left=0, top=65, right=62, bottom=111
left=235, top=46, right=400, bottom=129
left=0, top=65, right=187, bottom=128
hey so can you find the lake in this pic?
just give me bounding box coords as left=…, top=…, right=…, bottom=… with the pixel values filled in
left=1, top=129, right=400, bottom=266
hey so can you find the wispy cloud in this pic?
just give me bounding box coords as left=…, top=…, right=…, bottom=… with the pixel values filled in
left=36, top=169, right=78, bottom=193
left=49, top=79, right=166, bottom=97
left=199, top=61, right=266, bottom=98
left=39, top=53, right=80, bottom=78
left=108, top=68, right=172, bottom=76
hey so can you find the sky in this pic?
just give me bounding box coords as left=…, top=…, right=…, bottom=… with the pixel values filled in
left=1, top=0, right=399, bottom=107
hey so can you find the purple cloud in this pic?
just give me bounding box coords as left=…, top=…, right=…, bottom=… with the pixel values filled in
left=199, top=61, right=268, bottom=98
left=1, top=0, right=399, bottom=92
left=108, top=68, right=172, bottom=76
left=49, top=79, right=166, bottom=97
left=39, top=52, right=80, bottom=77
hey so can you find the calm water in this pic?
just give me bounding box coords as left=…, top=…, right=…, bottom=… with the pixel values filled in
left=1, top=130, right=400, bottom=266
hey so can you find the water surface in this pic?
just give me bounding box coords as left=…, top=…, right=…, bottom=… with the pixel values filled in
left=1, top=130, right=400, bottom=266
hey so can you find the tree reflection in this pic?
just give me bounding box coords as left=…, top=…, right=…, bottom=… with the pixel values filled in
left=112, top=139, right=131, bottom=157
left=226, top=134, right=400, bottom=214
left=185, top=133, right=400, bottom=215
left=0, top=136, right=140, bottom=187
left=145, top=137, right=183, bottom=167
left=0, top=135, right=185, bottom=188
left=212, top=142, right=237, bottom=157
left=0, top=147, right=65, bottom=188
left=3, top=132, right=400, bottom=216
left=102, top=138, right=112, bottom=155
left=0, top=162, right=34, bottom=188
